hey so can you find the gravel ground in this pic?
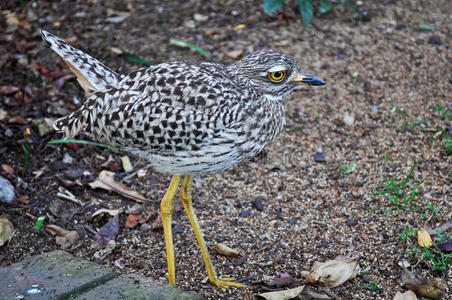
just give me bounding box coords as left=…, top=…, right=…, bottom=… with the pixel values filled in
left=0, top=0, right=451, bottom=299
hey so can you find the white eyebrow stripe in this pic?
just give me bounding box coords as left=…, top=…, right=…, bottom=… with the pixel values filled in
left=267, top=65, right=286, bottom=72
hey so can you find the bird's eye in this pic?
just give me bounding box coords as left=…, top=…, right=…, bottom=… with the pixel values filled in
left=268, top=70, right=286, bottom=82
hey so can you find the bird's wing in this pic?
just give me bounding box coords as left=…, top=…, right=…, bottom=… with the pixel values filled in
left=41, top=30, right=122, bottom=92
left=118, top=60, right=243, bottom=110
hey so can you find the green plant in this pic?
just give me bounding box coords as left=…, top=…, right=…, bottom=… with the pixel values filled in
left=433, top=103, right=451, bottom=155
left=340, top=161, right=356, bottom=175
left=360, top=273, right=378, bottom=291
left=411, top=245, right=452, bottom=273
left=21, top=144, right=29, bottom=172
left=373, top=164, right=417, bottom=210
left=264, top=0, right=361, bottom=27
left=399, top=227, right=416, bottom=240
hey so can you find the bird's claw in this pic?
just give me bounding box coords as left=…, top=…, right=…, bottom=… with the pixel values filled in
left=211, top=277, right=247, bottom=289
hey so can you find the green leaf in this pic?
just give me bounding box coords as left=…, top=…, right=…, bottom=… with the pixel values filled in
left=419, top=24, right=436, bottom=31
left=296, top=0, right=314, bottom=28
left=35, top=216, right=46, bottom=231
left=318, top=0, right=332, bottom=14
left=48, top=139, right=111, bottom=149
left=263, top=0, right=285, bottom=14
left=169, top=39, right=209, bottom=58
left=21, top=144, right=29, bottom=172
left=123, top=53, right=154, bottom=66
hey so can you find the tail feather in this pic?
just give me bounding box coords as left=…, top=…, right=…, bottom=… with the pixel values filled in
left=41, top=30, right=121, bottom=92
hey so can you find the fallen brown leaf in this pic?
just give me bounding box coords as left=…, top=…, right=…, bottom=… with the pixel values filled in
left=394, top=290, right=417, bottom=300
left=417, top=228, right=432, bottom=248
left=1, top=164, right=14, bottom=174
left=300, top=285, right=333, bottom=299
left=17, top=195, right=30, bottom=204
left=401, top=268, right=445, bottom=299
left=91, top=208, right=120, bottom=218
left=88, top=170, right=149, bottom=203
left=126, top=212, right=151, bottom=228
left=304, top=253, right=359, bottom=288
left=226, top=49, right=244, bottom=60
left=257, top=285, right=305, bottom=300
left=92, top=216, right=120, bottom=249
left=214, top=243, right=241, bottom=257
left=0, top=216, right=14, bottom=246
left=45, top=224, right=79, bottom=250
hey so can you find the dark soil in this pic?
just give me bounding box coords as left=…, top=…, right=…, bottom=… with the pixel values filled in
left=1, top=0, right=451, bottom=299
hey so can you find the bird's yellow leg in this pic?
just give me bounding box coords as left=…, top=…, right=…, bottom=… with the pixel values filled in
left=180, top=175, right=246, bottom=288
left=161, top=175, right=182, bottom=284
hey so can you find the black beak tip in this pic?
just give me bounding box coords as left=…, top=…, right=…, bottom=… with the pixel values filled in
left=311, top=79, right=326, bottom=86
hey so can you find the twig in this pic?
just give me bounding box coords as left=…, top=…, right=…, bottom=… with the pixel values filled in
left=427, top=219, right=452, bottom=235
left=56, top=187, right=84, bottom=206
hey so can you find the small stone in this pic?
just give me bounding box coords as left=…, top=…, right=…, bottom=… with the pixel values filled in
left=252, top=197, right=264, bottom=211
left=346, top=218, right=357, bottom=227
left=428, top=35, right=441, bottom=45
left=64, top=168, right=83, bottom=180
left=184, top=20, right=196, bottom=29
left=0, top=176, right=15, bottom=204
left=343, top=112, right=355, bottom=126
left=140, top=223, right=152, bottom=231
left=193, top=13, right=208, bottom=22
left=289, top=218, right=297, bottom=225
left=62, top=153, right=74, bottom=164
left=239, top=210, right=251, bottom=217
left=314, top=151, right=326, bottom=163
left=173, top=226, right=184, bottom=234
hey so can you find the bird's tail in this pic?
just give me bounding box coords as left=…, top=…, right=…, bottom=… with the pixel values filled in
left=41, top=30, right=121, bottom=92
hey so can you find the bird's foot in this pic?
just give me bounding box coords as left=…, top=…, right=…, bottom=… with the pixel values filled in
left=211, top=277, right=247, bottom=289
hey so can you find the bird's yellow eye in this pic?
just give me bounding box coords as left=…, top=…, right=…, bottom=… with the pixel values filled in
left=268, top=70, right=287, bottom=82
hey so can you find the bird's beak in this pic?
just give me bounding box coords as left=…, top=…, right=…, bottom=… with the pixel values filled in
left=290, top=73, right=326, bottom=86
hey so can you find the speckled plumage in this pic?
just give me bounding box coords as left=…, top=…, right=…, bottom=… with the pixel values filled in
left=42, top=30, right=323, bottom=176
left=42, top=30, right=325, bottom=288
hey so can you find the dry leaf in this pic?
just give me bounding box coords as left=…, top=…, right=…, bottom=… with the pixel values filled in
left=304, top=254, right=359, bottom=288
left=17, top=195, right=30, bottom=204
left=300, top=285, right=332, bottom=299
left=394, top=290, right=417, bottom=300
left=402, top=268, right=445, bottom=299
left=45, top=224, right=69, bottom=236
left=214, top=243, right=240, bottom=256
left=88, top=170, right=149, bottom=203
left=226, top=49, right=244, bottom=60
left=92, top=208, right=120, bottom=218
left=417, top=228, right=432, bottom=248
left=126, top=212, right=151, bottom=228
left=45, top=224, right=79, bottom=249
left=1, top=164, right=14, bottom=174
left=121, top=156, right=133, bottom=172
left=0, top=216, right=14, bottom=246
left=92, top=216, right=119, bottom=249
left=257, top=285, right=305, bottom=300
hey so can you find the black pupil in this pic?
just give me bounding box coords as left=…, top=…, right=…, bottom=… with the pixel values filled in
left=274, top=71, right=282, bottom=78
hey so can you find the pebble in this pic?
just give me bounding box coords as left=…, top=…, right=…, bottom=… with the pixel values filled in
left=0, top=176, right=15, bottom=204
left=428, top=35, right=441, bottom=45
left=239, top=209, right=251, bottom=217
left=346, top=218, right=357, bottom=227
left=62, top=153, right=74, bottom=164
left=314, top=151, right=326, bottom=163
left=252, top=197, right=264, bottom=211
left=141, top=223, right=152, bottom=231
left=173, top=226, right=184, bottom=233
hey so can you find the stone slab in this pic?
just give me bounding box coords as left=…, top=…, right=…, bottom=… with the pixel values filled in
left=0, top=250, right=116, bottom=299
left=75, top=274, right=201, bottom=300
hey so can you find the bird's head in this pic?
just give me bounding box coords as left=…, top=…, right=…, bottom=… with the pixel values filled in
left=229, top=49, right=325, bottom=101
